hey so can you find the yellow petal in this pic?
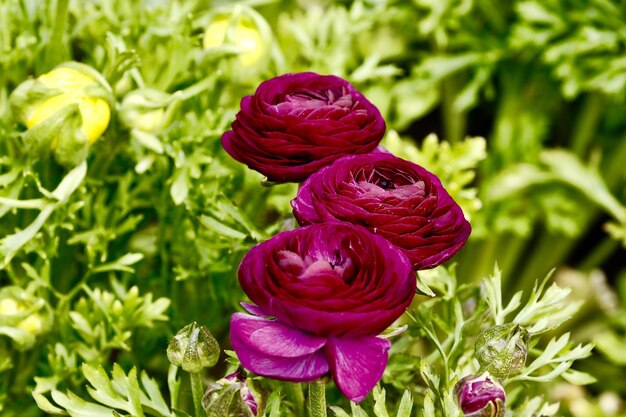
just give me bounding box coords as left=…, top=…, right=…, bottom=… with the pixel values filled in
left=25, top=86, right=111, bottom=144
left=203, top=17, right=265, bottom=67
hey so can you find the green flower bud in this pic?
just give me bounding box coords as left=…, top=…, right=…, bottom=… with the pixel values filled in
left=475, top=323, right=527, bottom=378
left=167, top=322, right=220, bottom=373
left=119, top=88, right=171, bottom=133
left=9, top=62, right=113, bottom=167
left=202, top=371, right=261, bottom=417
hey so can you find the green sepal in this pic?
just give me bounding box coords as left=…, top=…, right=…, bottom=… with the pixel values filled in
left=9, top=78, right=63, bottom=124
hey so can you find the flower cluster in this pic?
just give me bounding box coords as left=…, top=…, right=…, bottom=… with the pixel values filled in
left=222, top=72, right=471, bottom=402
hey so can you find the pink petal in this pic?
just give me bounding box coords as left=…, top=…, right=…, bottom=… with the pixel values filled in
left=240, top=302, right=270, bottom=317
left=231, top=313, right=327, bottom=357
left=231, top=314, right=329, bottom=382
left=326, top=336, right=391, bottom=403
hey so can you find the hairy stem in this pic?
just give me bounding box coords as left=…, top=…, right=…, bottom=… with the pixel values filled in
left=308, top=381, right=327, bottom=417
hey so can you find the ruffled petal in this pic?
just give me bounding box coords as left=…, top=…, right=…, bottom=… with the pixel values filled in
left=326, top=336, right=391, bottom=403
left=231, top=313, right=329, bottom=382
left=232, top=313, right=327, bottom=357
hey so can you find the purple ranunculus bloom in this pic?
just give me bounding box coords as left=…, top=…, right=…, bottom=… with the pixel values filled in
left=222, top=72, right=386, bottom=183
left=291, top=151, right=471, bottom=270
left=454, top=373, right=506, bottom=417
left=230, top=223, right=415, bottom=402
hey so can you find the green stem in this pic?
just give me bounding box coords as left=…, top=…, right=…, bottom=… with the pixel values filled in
left=441, top=74, right=466, bottom=144
left=307, top=382, right=327, bottom=417
left=571, top=93, right=605, bottom=157
left=578, top=237, right=620, bottom=271
left=497, top=234, right=527, bottom=278
left=47, top=0, right=70, bottom=69
left=190, top=372, right=204, bottom=417
left=178, top=73, right=219, bottom=101
left=287, top=383, right=305, bottom=417
left=512, top=230, right=572, bottom=293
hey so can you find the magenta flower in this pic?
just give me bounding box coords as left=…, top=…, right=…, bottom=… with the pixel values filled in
left=454, top=373, right=506, bottom=417
left=291, top=151, right=471, bottom=270
left=230, top=223, right=415, bottom=402
left=222, top=72, right=386, bottom=183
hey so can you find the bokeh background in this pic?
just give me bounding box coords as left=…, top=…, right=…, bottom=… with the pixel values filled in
left=1, top=0, right=626, bottom=415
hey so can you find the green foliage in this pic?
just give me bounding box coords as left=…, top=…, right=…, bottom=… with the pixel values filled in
left=1, top=0, right=626, bottom=416
left=34, top=363, right=181, bottom=417
left=329, top=387, right=413, bottom=417
left=68, top=283, right=170, bottom=362
left=382, top=264, right=593, bottom=417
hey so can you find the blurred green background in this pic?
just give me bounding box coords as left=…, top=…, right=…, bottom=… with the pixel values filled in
left=1, top=0, right=626, bottom=415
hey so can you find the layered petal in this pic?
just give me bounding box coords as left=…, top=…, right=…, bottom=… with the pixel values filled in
left=230, top=313, right=329, bottom=382
left=292, top=152, right=471, bottom=270
left=221, top=72, right=385, bottom=182
left=326, top=336, right=391, bottom=403
left=237, top=223, right=415, bottom=337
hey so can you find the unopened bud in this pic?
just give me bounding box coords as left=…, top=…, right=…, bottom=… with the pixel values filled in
left=0, top=287, right=51, bottom=350
left=10, top=62, right=112, bottom=166
left=202, top=371, right=260, bottom=417
left=475, top=323, right=527, bottom=378
left=119, top=88, right=170, bottom=133
left=167, top=322, right=220, bottom=373
left=454, top=373, right=505, bottom=417
left=203, top=7, right=271, bottom=68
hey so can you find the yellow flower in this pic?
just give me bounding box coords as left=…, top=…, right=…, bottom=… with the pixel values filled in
left=0, top=298, right=24, bottom=315
left=16, top=315, right=45, bottom=335
left=25, top=67, right=111, bottom=145
left=0, top=297, right=45, bottom=336
left=203, top=13, right=268, bottom=68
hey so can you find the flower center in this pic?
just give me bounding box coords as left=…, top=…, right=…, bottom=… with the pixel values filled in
left=351, top=166, right=425, bottom=198
left=276, top=249, right=351, bottom=281
left=275, top=87, right=363, bottom=118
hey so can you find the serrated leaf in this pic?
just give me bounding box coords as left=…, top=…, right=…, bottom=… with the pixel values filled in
left=330, top=406, right=352, bottom=417
left=83, top=364, right=128, bottom=411
left=561, top=369, right=597, bottom=385
left=50, top=390, right=113, bottom=417
left=170, top=166, right=189, bottom=205
left=32, top=392, right=67, bottom=415
left=199, top=214, right=247, bottom=240
left=50, top=161, right=87, bottom=202
left=350, top=402, right=370, bottom=417
left=264, top=390, right=283, bottom=417
left=422, top=392, right=435, bottom=417
left=372, top=386, right=389, bottom=417
left=91, top=253, right=144, bottom=274
left=167, top=365, right=182, bottom=411
left=395, top=390, right=413, bottom=417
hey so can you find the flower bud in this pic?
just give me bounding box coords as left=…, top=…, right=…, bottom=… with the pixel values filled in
left=119, top=88, right=171, bottom=133
left=475, top=323, right=527, bottom=378
left=0, top=287, right=51, bottom=350
left=202, top=7, right=271, bottom=68
left=10, top=62, right=112, bottom=166
left=167, top=322, right=220, bottom=373
left=454, top=373, right=506, bottom=417
left=202, top=371, right=260, bottom=417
